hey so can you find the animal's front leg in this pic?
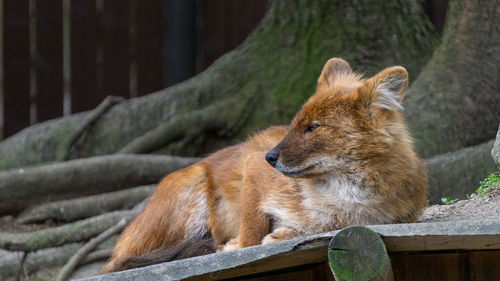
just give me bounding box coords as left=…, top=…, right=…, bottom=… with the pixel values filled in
left=217, top=206, right=269, bottom=253
left=236, top=172, right=271, bottom=248
left=218, top=195, right=270, bottom=252
left=217, top=237, right=240, bottom=252
left=216, top=194, right=270, bottom=253
left=261, top=227, right=300, bottom=244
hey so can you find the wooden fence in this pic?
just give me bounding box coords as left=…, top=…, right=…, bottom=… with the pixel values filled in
left=0, top=0, right=268, bottom=139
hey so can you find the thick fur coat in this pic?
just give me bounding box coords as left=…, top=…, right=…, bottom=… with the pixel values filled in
left=101, top=58, right=428, bottom=273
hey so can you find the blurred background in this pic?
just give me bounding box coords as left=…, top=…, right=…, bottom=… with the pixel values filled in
left=1, top=1, right=500, bottom=280
left=0, top=0, right=447, bottom=139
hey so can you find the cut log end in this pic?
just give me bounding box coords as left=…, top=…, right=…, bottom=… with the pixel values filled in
left=328, top=226, right=393, bottom=281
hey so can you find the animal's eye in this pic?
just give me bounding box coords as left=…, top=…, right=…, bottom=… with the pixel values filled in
left=304, top=123, right=319, bottom=133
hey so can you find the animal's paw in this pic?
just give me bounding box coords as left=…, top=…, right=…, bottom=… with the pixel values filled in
left=217, top=238, right=240, bottom=252
left=261, top=227, right=299, bottom=244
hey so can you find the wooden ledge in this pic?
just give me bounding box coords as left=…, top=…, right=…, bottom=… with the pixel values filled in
left=80, top=219, right=500, bottom=281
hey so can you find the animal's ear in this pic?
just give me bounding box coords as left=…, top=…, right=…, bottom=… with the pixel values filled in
left=317, top=58, right=353, bottom=89
left=364, top=66, right=408, bottom=111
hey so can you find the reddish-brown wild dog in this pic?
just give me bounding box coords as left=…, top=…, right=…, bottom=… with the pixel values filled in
left=101, top=58, right=428, bottom=273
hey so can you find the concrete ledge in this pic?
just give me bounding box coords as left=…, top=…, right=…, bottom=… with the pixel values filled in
left=79, top=219, right=500, bottom=281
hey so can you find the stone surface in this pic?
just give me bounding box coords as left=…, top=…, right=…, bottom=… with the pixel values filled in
left=492, top=123, right=500, bottom=167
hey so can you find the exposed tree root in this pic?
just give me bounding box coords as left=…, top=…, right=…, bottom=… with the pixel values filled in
left=15, top=252, right=27, bottom=281
left=0, top=154, right=199, bottom=215
left=0, top=243, right=82, bottom=280
left=118, top=99, right=238, bottom=154
left=54, top=219, right=129, bottom=281
left=0, top=244, right=115, bottom=280
left=53, top=200, right=147, bottom=280
left=82, top=249, right=113, bottom=265
left=426, top=139, right=497, bottom=204
left=61, top=96, right=125, bottom=160
left=0, top=210, right=132, bottom=252
left=17, top=185, right=155, bottom=224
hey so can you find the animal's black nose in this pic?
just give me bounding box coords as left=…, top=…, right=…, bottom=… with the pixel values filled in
left=265, top=151, right=279, bottom=167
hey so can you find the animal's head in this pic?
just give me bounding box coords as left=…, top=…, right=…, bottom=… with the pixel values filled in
left=265, top=58, right=410, bottom=178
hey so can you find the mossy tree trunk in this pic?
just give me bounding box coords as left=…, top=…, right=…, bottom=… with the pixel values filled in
left=404, top=0, right=500, bottom=158
left=1, top=2, right=498, bottom=278
left=0, top=0, right=437, bottom=170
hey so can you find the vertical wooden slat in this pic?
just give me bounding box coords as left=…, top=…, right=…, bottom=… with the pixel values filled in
left=136, top=0, right=162, bottom=96
left=312, top=262, right=336, bottom=281
left=100, top=0, right=130, bottom=98
left=469, top=251, right=500, bottom=281
left=163, top=0, right=196, bottom=87
left=202, top=0, right=226, bottom=70
left=36, top=0, right=63, bottom=122
left=391, top=252, right=461, bottom=281
left=70, top=0, right=98, bottom=113
left=3, top=0, right=31, bottom=137
left=235, top=0, right=268, bottom=43
left=226, top=1, right=239, bottom=48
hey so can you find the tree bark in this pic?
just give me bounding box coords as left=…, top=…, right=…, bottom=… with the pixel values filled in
left=54, top=219, right=129, bottom=281
left=404, top=0, right=500, bottom=158
left=0, top=155, right=197, bottom=216
left=0, top=243, right=82, bottom=280
left=426, top=139, right=497, bottom=204
left=0, top=245, right=113, bottom=280
left=16, top=185, right=155, bottom=224
left=0, top=210, right=133, bottom=252
left=0, top=0, right=438, bottom=170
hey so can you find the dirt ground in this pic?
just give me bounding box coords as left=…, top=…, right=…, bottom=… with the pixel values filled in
left=419, top=183, right=500, bottom=222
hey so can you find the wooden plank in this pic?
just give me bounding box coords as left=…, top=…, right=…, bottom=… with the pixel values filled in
left=383, top=233, right=500, bottom=252
left=469, top=251, right=500, bottom=281
left=3, top=0, right=30, bottom=137
left=391, top=250, right=500, bottom=281
left=313, top=262, right=337, bottom=281
left=36, top=0, right=63, bottom=122
left=227, top=262, right=336, bottom=281
left=371, top=220, right=500, bottom=252
left=136, top=0, right=162, bottom=96
left=391, top=252, right=461, bottom=281
left=100, top=0, right=130, bottom=99
left=84, top=220, right=500, bottom=281
left=70, top=0, right=98, bottom=113
left=229, top=267, right=314, bottom=281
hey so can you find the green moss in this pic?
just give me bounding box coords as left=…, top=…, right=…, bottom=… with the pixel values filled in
left=0, top=0, right=438, bottom=169
left=404, top=0, right=500, bottom=158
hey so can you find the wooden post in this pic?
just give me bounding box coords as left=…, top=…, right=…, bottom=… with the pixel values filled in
left=3, top=0, right=30, bottom=137
left=328, top=226, right=394, bottom=281
left=36, top=0, right=64, bottom=122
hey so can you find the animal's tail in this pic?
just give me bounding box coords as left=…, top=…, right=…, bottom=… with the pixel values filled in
left=117, top=234, right=215, bottom=271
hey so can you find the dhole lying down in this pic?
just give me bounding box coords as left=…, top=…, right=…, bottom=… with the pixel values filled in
left=101, top=58, right=428, bottom=273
